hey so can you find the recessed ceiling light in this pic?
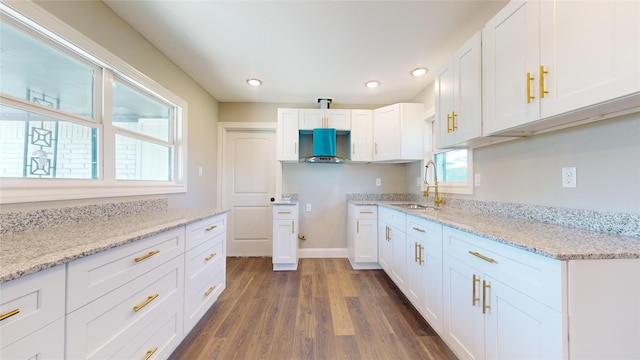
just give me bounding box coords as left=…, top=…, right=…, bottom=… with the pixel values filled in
left=365, top=80, right=380, bottom=88
left=411, top=68, right=428, bottom=77
left=247, top=78, right=262, bottom=86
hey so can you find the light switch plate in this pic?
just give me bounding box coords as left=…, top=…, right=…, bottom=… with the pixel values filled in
left=375, top=178, right=381, bottom=187
left=305, top=203, right=312, bottom=212
left=562, top=167, right=577, bottom=188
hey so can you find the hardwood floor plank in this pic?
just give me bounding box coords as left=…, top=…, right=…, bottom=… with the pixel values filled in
left=169, top=257, right=458, bottom=360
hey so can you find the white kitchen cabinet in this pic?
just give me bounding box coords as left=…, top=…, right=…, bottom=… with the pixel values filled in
left=377, top=207, right=407, bottom=292
left=349, top=109, right=373, bottom=162
left=405, top=215, right=444, bottom=334
left=298, top=109, right=351, bottom=131
left=272, top=204, right=299, bottom=271
left=373, top=103, right=424, bottom=162
left=442, top=225, right=564, bottom=360
left=276, top=108, right=299, bottom=162
left=435, top=32, right=483, bottom=149
left=0, top=264, right=65, bottom=358
left=184, top=214, right=227, bottom=334
left=483, top=0, right=640, bottom=136
left=347, top=203, right=379, bottom=270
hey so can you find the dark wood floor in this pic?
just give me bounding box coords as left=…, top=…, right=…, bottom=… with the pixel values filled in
left=169, top=257, right=457, bottom=360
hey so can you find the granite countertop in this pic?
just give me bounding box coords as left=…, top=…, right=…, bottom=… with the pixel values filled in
left=351, top=200, right=640, bottom=261
left=0, top=208, right=228, bottom=283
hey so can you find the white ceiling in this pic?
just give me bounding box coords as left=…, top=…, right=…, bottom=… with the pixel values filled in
left=103, top=0, right=508, bottom=106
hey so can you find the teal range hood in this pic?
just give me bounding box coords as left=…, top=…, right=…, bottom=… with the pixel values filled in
left=306, top=128, right=344, bottom=163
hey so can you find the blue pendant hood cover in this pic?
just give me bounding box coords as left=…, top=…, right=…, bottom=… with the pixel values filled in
left=312, top=128, right=336, bottom=156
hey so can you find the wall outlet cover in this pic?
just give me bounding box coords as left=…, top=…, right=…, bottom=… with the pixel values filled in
left=562, top=167, right=577, bottom=188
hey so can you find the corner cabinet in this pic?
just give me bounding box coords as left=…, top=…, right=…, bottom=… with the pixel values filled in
left=272, top=204, right=299, bottom=271
left=299, top=109, right=351, bottom=131
left=482, top=0, right=640, bottom=136
left=435, top=32, right=483, bottom=149
left=347, top=203, right=379, bottom=270
left=373, top=103, right=424, bottom=162
left=277, top=108, right=299, bottom=162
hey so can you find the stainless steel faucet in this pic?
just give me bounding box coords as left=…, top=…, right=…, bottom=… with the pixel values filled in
left=424, top=160, right=445, bottom=207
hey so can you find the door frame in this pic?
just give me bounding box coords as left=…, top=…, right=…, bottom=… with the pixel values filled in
left=216, top=122, right=281, bottom=209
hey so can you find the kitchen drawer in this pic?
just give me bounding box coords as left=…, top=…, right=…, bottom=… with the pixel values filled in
left=67, top=226, right=185, bottom=312
left=406, top=215, right=443, bottom=250
left=185, top=230, right=225, bottom=281
left=273, top=205, right=298, bottom=220
left=353, top=205, right=377, bottom=219
left=379, top=206, right=406, bottom=230
left=110, top=309, right=182, bottom=360
left=443, top=226, right=563, bottom=310
left=0, top=264, right=65, bottom=348
left=66, top=255, right=184, bottom=360
left=184, top=263, right=225, bottom=334
left=0, top=317, right=65, bottom=359
left=186, top=214, right=226, bottom=251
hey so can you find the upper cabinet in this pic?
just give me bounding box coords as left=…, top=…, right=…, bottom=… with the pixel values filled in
left=482, top=0, right=640, bottom=136
left=435, top=32, right=483, bottom=149
left=350, top=110, right=373, bottom=162
left=276, top=108, right=299, bottom=162
left=373, top=103, right=424, bottom=162
left=298, top=109, right=351, bottom=131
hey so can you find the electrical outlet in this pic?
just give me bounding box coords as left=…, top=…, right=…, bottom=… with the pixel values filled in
left=562, top=167, right=577, bottom=188
left=305, top=203, right=312, bottom=212
left=474, top=173, right=481, bottom=187
left=198, top=166, right=203, bottom=177
left=376, top=178, right=381, bottom=187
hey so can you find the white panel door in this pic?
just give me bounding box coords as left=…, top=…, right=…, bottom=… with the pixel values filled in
left=223, top=129, right=276, bottom=256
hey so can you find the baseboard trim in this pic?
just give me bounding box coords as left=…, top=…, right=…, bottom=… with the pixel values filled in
left=299, top=248, right=348, bottom=258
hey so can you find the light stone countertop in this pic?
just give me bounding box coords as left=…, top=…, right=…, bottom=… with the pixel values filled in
left=353, top=201, right=640, bottom=261
left=0, top=208, right=228, bottom=283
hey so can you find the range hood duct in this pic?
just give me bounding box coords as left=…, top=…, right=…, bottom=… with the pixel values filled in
left=305, top=127, right=345, bottom=163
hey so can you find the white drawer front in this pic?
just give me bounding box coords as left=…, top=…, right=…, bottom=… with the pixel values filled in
left=0, top=265, right=65, bottom=348
left=443, top=226, right=563, bottom=310
left=406, top=215, right=443, bottom=250
left=66, top=255, right=184, bottom=360
left=111, top=309, right=183, bottom=360
left=379, top=207, right=406, bottom=230
left=0, top=317, right=65, bottom=359
left=184, top=264, right=225, bottom=334
left=186, top=214, right=227, bottom=251
left=273, top=205, right=298, bottom=220
left=354, top=205, right=377, bottom=219
left=67, top=227, right=185, bottom=312
left=185, top=231, right=225, bottom=281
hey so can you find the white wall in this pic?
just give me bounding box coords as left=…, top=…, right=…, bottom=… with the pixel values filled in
left=2, top=0, right=220, bottom=211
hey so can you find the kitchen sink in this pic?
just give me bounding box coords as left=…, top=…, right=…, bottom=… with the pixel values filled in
left=390, top=203, right=442, bottom=210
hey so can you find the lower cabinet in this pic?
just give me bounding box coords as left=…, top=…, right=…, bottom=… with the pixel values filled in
left=272, top=204, right=299, bottom=271
left=377, top=207, right=407, bottom=291
left=0, top=317, right=65, bottom=359
left=347, top=203, right=379, bottom=269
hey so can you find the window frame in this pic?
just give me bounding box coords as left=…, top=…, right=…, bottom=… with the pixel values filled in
left=431, top=148, right=474, bottom=195
left=0, top=2, right=188, bottom=204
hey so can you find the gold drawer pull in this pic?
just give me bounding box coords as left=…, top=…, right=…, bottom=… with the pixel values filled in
left=134, top=250, right=160, bottom=263
left=483, top=280, right=491, bottom=314
left=205, top=225, right=218, bottom=231
left=143, top=346, right=158, bottom=360
left=205, top=253, right=217, bottom=261
left=472, top=274, right=480, bottom=306
left=204, top=286, right=216, bottom=297
left=0, top=309, right=20, bottom=321
left=527, top=72, right=535, bottom=103
left=133, top=294, right=159, bottom=312
left=360, top=211, right=373, bottom=214
left=278, top=211, right=291, bottom=214
left=468, top=251, right=497, bottom=264
left=412, top=227, right=426, bottom=233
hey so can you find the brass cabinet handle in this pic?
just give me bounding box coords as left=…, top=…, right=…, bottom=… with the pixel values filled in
left=482, top=280, right=491, bottom=314
left=205, top=225, right=217, bottom=231
left=540, top=65, right=549, bottom=99
left=352, top=143, right=356, bottom=154
left=360, top=211, right=373, bottom=214
left=134, top=250, right=160, bottom=263
left=204, top=286, right=216, bottom=297
left=527, top=72, right=535, bottom=103
left=294, top=142, right=297, bottom=154
left=375, top=143, right=378, bottom=154
left=412, top=227, right=426, bottom=233
left=278, top=211, right=291, bottom=214
left=0, top=309, right=20, bottom=322
left=419, top=244, right=424, bottom=265
left=468, top=251, right=497, bottom=264
left=357, top=220, right=360, bottom=233
left=472, top=274, right=480, bottom=306
left=414, top=242, right=419, bottom=263
left=451, top=111, right=458, bottom=131
left=143, top=347, right=158, bottom=360
left=447, top=113, right=452, bottom=133
left=205, top=253, right=217, bottom=261
left=133, top=294, right=159, bottom=312
left=291, top=220, right=294, bottom=234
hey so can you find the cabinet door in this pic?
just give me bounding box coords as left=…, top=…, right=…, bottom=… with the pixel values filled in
left=373, top=104, right=400, bottom=161
left=350, top=110, right=373, bottom=162
left=539, top=0, right=640, bottom=119
left=326, top=109, right=351, bottom=130
left=435, top=58, right=455, bottom=148
left=298, top=109, right=323, bottom=130
left=482, top=1, right=540, bottom=135
left=406, top=237, right=426, bottom=313
left=354, top=218, right=378, bottom=264
left=378, top=221, right=392, bottom=272
left=273, top=219, right=297, bottom=264
left=442, top=255, right=485, bottom=360
left=299, top=109, right=351, bottom=130
left=0, top=318, right=64, bottom=359
left=389, top=223, right=407, bottom=292
left=484, top=276, right=564, bottom=359
left=277, top=108, right=299, bottom=161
